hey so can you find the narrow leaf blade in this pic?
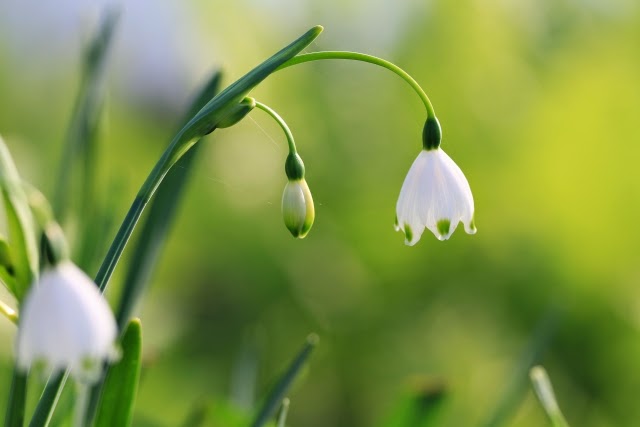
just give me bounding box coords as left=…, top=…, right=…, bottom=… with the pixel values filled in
left=250, top=334, right=318, bottom=427
left=94, top=319, right=143, bottom=427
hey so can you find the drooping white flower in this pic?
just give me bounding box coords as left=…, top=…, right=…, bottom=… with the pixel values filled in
left=282, top=178, right=315, bottom=238
left=395, top=148, right=476, bottom=245
left=16, top=261, right=118, bottom=382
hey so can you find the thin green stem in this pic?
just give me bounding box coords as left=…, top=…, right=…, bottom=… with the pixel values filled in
left=278, top=51, right=436, bottom=118
left=73, top=383, right=89, bottom=427
left=254, top=101, right=297, bottom=154
left=0, top=299, right=17, bottom=324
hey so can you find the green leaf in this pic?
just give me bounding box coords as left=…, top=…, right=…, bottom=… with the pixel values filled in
left=250, top=334, right=318, bottom=427
left=114, top=69, right=223, bottom=331
left=53, top=7, right=119, bottom=224
left=28, top=372, right=68, bottom=427
left=275, top=399, right=290, bottom=427
left=378, top=380, right=446, bottom=427
left=94, top=319, right=142, bottom=427
left=0, top=136, right=39, bottom=302
left=4, top=369, right=26, bottom=427
left=481, top=310, right=558, bottom=427
left=529, top=366, right=570, bottom=427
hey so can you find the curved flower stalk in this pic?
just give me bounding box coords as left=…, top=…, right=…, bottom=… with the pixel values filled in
left=276, top=52, right=476, bottom=245
left=253, top=100, right=315, bottom=238
left=16, top=261, right=118, bottom=382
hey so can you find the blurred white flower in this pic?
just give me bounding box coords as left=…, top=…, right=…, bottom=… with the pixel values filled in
left=395, top=148, right=476, bottom=245
left=282, top=179, right=315, bottom=239
left=16, top=261, right=117, bottom=382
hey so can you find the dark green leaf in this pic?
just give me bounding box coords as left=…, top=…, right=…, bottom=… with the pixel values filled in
left=4, top=369, right=27, bottom=427
left=94, top=319, right=142, bottom=427
left=250, top=334, right=318, bottom=427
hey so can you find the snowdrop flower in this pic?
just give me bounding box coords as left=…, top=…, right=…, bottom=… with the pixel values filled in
left=395, top=117, right=476, bottom=245
left=282, top=153, right=315, bottom=238
left=16, top=261, right=118, bottom=382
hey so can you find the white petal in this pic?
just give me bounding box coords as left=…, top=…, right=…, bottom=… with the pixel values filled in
left=16, top=262, right=117, bottom=381
left=395, top=148, right=475, bottom=244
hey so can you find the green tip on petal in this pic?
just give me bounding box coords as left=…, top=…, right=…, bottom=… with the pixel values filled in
left=394, top=215, right=399, bottom=228
left=437, top=219, right=451, bottom=238
left=404, top=224, right=413, bottom=243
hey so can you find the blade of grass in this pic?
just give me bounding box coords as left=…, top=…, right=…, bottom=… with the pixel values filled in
left=0, top=136, right=39, bottom=301
left=28, top=373, right=68, bottom=427
left=481, top=309, right=559, bottom=427
left=94, top=319, right=142, bottom=427
left=4, top=370, right=26, bottom=427
left=250, top=334, right=319, bottom=427
left=276, top=398, right=290, bottom=427
left=53, top=8, right=119, bottom=223
left=530, top=366, right=570, bottom=427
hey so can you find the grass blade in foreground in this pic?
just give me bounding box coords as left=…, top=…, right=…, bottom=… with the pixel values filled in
left=94, top=319, right=142, bottom=427
left=4, top=370, right=26, bottom=427
left=530, top=366, right=570, bottom=427
left=481, top=310, right=557, bottom=427
left=29, top=26, right=322, bottom=425
left=53, top=8, right=118, bottom=222
left=250, top=334, right=318, bottom=427
left=276, top=398, right=290, bottom=427
left=0, top=136, right=39, bottom=301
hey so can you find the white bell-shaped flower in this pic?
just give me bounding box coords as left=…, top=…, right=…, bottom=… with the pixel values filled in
left=282, top=178, right=315, bottom=238
left=16, top=261, right=118, bottom=382
left=395, top=148, right=476, bottom=245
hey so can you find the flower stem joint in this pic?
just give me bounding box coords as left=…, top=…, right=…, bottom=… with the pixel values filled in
left=217, top=97, right=256, bottom=129
left=282, top=153, right=315, bottom=239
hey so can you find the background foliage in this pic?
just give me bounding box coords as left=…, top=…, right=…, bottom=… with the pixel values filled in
left=1, top=0, right=639, bottom=426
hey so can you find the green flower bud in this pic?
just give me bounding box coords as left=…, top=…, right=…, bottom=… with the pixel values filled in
left=282, top=178, right=315, bottom=238
left=217, top=97, right=256, bottom=128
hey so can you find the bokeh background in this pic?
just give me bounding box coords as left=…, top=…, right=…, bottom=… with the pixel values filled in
left=1, top=0, right=640, bottom=426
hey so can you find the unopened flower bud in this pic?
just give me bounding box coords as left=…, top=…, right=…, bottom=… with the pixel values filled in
left=282, top=178, right=315, bottom=239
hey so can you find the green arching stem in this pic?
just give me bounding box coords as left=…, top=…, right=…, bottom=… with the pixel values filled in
left=0, top=299, right=17, bottom=324
left=277, top=51, right=436, bottom=118
left=254, top=101, right=298, bottom=154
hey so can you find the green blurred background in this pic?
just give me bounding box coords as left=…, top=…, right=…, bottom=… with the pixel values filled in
left=1, top=0, right=640, bottom=425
